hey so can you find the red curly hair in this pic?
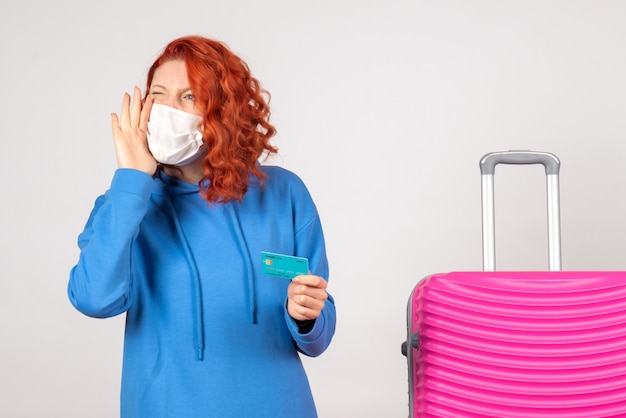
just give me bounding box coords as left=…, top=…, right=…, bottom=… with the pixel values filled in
left=146, top=35, right=277, bottom=203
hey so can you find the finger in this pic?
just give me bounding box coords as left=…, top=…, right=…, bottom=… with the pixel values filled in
left=130, top=86, right=143, bottom=128
left=290, top=300, right=322, bottom=320
left=118, top=93, right=131, bottom=128
left=111, top=113, right=120, bottom=132
left=293, top=275, right=327, bottom=290
left=292, top=280, right=327, bottom=297
left=300, top=290, right=328, bottom=307
left=290, top=281, right=328, bottom=305
left=139, top=95, right=153, bottom=132
left=294, top=293, right=326, bottom=310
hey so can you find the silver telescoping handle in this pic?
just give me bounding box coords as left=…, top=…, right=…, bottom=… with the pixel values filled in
left=479, top=150, right=562, bottom=272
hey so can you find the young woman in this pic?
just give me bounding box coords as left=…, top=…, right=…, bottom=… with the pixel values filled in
left=68, top=35, right=336, bottom=418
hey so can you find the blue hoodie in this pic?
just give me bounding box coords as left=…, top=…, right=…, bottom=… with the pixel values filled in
left=68, top=166, right=336, bottom=418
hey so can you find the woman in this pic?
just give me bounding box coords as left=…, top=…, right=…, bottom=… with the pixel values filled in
left=68, top=35, right=336, bottom=418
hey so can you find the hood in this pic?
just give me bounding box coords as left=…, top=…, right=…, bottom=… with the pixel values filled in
left=152, top=169, right=206, bottom=196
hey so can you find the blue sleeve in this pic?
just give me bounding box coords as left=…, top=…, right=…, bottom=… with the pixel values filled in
left=67, top=169, right=153, bottom=318
left=283, top=183, right=336, bottom=357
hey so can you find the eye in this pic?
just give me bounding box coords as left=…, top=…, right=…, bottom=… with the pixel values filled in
left=184, top=93, right=194, bottom=101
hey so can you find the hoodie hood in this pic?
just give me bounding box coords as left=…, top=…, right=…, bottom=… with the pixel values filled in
left=152, top=169, right=205, bottom=196
left=155, top=169, right=258, bottom=361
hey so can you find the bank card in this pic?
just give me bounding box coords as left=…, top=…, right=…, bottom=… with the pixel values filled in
left=261, top=251, right=309, bottom=279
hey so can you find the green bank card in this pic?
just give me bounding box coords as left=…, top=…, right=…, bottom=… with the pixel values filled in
left=261, top=251, right=309, bottom=279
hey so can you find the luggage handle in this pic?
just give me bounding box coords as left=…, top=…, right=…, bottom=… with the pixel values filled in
left=479, top=150, right=562, bottom=272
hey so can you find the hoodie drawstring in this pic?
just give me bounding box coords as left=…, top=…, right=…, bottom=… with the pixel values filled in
left=228, top=204, right=257, bottom=324
left=164, top=190, right=205, bottom=361
left=163, top=187, right=258, bottom=361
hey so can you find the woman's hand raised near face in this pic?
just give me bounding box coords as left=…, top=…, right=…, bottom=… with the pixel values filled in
left=111, top=86, right=157, bottom=175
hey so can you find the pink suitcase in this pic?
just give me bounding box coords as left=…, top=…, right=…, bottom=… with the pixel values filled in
left=402, top=151, right=626, bottom=417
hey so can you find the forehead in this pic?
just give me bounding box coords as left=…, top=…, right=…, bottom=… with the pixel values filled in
left=151, top=59, right=189, bottom=88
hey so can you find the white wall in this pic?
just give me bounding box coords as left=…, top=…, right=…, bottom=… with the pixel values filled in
left=1, top=1, right=625, bottom=416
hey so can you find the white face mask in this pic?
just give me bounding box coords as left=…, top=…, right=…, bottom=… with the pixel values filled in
left=147, top=104, right=205, bottom=166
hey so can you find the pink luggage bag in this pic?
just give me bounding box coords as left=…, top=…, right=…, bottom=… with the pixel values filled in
left=402, top=151, right=626, bottom=417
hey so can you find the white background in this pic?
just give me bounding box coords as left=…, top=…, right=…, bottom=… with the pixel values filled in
left=1, top=1, right=625, bottom=416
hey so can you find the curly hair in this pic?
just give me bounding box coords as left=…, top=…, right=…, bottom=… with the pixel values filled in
left=146, top=35, right=278, bottom=203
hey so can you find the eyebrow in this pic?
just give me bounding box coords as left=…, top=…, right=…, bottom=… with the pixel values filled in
left=149, top=84, right=192, bottom=93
